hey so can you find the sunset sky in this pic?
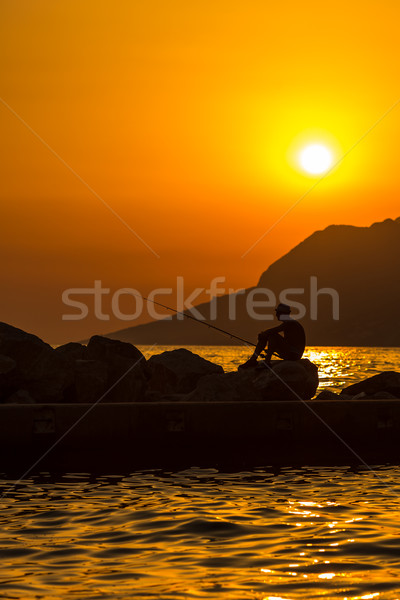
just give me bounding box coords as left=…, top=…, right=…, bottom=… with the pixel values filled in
left=1, top=1, right=399, bottom=343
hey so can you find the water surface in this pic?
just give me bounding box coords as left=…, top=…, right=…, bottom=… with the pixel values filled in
left=1, top=467, right=400, bottom=599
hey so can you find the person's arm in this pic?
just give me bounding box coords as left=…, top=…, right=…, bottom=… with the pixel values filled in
left=260, top=323, right=284, bottom=337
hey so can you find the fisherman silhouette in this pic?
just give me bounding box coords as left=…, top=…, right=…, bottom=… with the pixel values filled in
left=239, top=303, right=306, bottom=368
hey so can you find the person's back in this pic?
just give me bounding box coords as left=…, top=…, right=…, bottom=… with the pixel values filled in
left=281, top=318, right=306, bottom=359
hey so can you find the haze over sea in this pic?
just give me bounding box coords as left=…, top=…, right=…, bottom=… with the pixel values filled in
left=1, top=347, right=400, bottom=600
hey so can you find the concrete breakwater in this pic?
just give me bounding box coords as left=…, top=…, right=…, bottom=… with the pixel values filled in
left=1, top=398, right=400, bottom=472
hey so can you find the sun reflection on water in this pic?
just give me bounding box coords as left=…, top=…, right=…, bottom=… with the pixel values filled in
left=0, top=465, right=399, bottom=598
left=256, top=487, right=398, bottom=599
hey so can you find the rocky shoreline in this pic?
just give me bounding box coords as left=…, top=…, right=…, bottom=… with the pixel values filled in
left=0, top=322, right=399, bottom=404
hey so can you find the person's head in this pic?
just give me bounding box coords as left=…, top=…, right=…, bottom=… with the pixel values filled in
left=275, top=303, right=291, bottom=320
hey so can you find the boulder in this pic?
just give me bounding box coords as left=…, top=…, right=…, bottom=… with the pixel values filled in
left=371, top=391, right=398, bottom=400
left=148, top=348, right=224, bottom=394
left=143, top=390, right=191, bottom=402
left=341, top=371, right=400, bottom=399
left=186, top=370, right=262, bottom=402
left=0, top=322, right=73, bottom=402
left=316, top=390, right=341, bottom=400
left=0, top=322, right=52, bottom=374
left=55, top=342, right=87, bottom=361
left=250, top=359, right=319, bottom=401
left=187, top=359, right=319, bottom=402
left=143, top=390, right=164, bottom=402
left=71, top=359, right=109, bottom=403
left=86, top=336, right=149, bottom=402
left=0, top=354, right=18, bottom=400
left=0, top=354, right=17, bottom=376
left=5, top=389, right=35, bottom=404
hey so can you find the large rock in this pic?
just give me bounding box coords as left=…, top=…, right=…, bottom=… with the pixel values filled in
left=55, top=342, right=87, bottom=361
left=186, top=370, right=262, bottom=402
left=341, top=371, right=400, bottom=399
left=57, top=339, right=147, bottom=403
left=71, top=359, right=109, bottom=403
left=187, top=359, right=319, bottom=402
left=5, top=389, right=35, bottom=404
left=0, top=354, right=18, bottom=400
left=148, top=348, right=224, bottom=394
left=316, top=390, right=340, bottom=400
left=251, top=359, right=319, bottom=401
left=0, top=322, right=73, bottom=402
left=86, top=336, right=149, bottom=402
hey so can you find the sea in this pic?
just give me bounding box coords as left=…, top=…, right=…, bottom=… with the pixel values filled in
left=1, top=346, right=400, bottom=600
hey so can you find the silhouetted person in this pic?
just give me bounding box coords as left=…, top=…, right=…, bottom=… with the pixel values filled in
left=239, top=303, right=306, bottom=368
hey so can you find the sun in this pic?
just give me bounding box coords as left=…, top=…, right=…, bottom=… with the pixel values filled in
left=299, top=143, right=333, bottom=175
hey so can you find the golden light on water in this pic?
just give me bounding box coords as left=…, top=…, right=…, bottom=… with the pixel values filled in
left=344, top=595, right=380, bottom=600
left=257, top=493, right=389, bottom=599
left=266, top=585, right=381, bottom=599
left=1, top=466, right=398, bottom=599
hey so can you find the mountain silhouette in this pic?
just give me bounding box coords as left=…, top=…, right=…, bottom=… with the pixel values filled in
left=109, top=217, right=400, bottom=347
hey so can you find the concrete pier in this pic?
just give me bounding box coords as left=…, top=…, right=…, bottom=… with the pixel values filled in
left=0, top=399, right=399, bottom=473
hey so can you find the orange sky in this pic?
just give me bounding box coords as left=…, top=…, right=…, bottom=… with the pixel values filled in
left=1, top=1, right=400, bottom=343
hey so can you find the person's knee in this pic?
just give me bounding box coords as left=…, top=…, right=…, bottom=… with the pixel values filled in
left=269, top=332, right=280, bottom=342
left=258, top=331, right=269, bottom=343
left=267, top=332, right=282, bottom=351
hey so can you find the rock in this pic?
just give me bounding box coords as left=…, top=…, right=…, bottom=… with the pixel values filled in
left=160, top=393, right=189, bottom=402
left=316, top=390, right=340, bottom=400
left=341, top=371, right=400, bottom=399
left=72, top=359, right=108, bottom=403
left=0, top=354, right=17, bottom=375
left=86, top=336, right=149, bottom=402
left=186, top=370, right=262, bottom=402
left=0, top=354, right=18, bottom=400
left=143, top=390, right=164, bottom=402
left=148, top=348, right=224, bottom=394
left=250, top=359, right=319, bottom=401
left=0, top=322, right=55, bottom=375
left=187, top=359, right=319, bottom=402
left=370, top=391, right=398, bottom=399
left=5, top=389, right=35, bottom=404
left=55, top=342, right=86, bottom=361
left=0, top=322, right=73, bottom=403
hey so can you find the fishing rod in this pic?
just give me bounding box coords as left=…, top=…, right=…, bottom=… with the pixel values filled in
left=136, top=293, right=256, bottom=347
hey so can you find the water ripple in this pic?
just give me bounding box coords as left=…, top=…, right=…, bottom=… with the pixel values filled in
left=0, top=466, right=400, bottom=599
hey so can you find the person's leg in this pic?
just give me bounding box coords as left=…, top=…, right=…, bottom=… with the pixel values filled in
left=239, top=331, right=269, bottom=368
left=263, top=332, right=284, bottom=364
left=254, top=331, right=269, bottom=358
left=265, top=334, right=301, bottom=363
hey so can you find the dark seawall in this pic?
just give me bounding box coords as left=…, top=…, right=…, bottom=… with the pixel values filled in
left=1, top=399, right=399, bottom=473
